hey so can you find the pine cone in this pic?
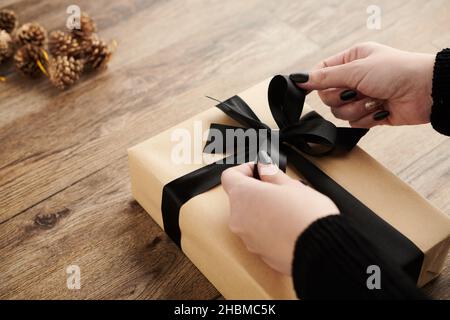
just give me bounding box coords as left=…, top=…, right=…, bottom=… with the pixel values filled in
left=14, top=44, right=47, bottom=77
left=49, top=56, right=84, bottom=90
left=83, top=37, right=112, bottom=70
left=0, top=9, right=18, bottom=34
left=72, top=13, right=96, bottom=39
left=48, top=30, right=83, bottom=58
left=15, top=22, right=47, bottom=47
left=0, top=29, right=13, bottom=64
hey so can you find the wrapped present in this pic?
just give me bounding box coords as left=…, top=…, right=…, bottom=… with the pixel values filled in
left=128, top=76, right=450, bottom=299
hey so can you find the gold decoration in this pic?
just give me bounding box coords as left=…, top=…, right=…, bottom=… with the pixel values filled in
left=14, top=44, right=48, bottom=77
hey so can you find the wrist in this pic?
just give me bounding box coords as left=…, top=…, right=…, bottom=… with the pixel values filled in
left=411, top=53, right=435, bottom=122
left=431, top=49, right=450, bottom=135
left=293, top=208, right=340, bottom=241
left=424, top=54, right=435, bottom=115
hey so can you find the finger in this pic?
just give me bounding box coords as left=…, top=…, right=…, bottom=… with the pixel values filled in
left=255, top=151, right=294, bottom=186
left=221, top=163, right=256, bottom=194
left=319, top=88, right=361, bottom=108
left=300, top=53, right=356, bottom=95
left=299, top=58, right=350, bottom=96
left=331, top=98, right=384, bottom=121
left=294, top=60, right=364, bottom=91
left=311, top=48, right=357, bottom=71
left=291, top=42, right=378, bottom=91
left=310, top=43, right=375, bottom=72
left=258, top=163, right=296, bottom=186
left=302, top=63, right=338, bottom=96
left=318, top=42, right=379, bottom=69
left=349, top=110, right=390, bottom=128
left=314, top=48, right=351, bottom=69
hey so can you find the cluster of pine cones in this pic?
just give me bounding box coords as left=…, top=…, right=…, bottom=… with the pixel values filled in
left=0, top=8, right=114, bottom=89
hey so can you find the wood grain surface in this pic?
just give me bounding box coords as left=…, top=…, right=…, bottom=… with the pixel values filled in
left=0, top=0, right=449, bottom=299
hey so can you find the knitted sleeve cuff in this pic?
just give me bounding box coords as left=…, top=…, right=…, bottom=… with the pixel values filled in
left=291, top=215, right=427, bottom=300
left=431, top=48, right=450, bottom=136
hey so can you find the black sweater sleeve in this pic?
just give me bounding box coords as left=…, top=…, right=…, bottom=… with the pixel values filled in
left=430, top=49, right=450, bottom=136
left=290, top=51, right=450, bottom=299
left=292, top=215, right=428, bottom=300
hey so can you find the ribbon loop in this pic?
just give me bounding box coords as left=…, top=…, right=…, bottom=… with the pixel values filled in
left=280, top=112, right=338, bottom=156
left=207, top=75, right=366, bottom=159
left=268, top=74, right=305, bottom=128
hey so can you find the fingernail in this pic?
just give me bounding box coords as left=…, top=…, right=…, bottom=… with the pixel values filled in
left=257, top=150, right=272, bottom=165
left=373, top=110, right=390, bottom=121
left=340, top=90, right=357, bottom=101
left=253, top=161, right=260, bottom=180
left=289, top=73, right=309, bottom=83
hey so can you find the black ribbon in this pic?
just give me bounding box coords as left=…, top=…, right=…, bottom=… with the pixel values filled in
left=161, top=75, right=423, bottom=281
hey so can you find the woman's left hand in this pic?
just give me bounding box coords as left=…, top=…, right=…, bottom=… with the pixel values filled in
left=221, top=155, right=339, bottom=275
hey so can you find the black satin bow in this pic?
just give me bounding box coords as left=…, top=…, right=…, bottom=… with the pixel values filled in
left=203, top=75, right=368, bottom=166
left=161, top=75, right=422, bottom=282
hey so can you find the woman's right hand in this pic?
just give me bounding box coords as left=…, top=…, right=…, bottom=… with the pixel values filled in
left=290, top=42, right=435, bottom=128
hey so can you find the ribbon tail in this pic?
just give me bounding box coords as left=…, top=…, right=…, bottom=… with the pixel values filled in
left=162, top=148, right=255, bottom=248
left=214, top=96, right=270, bottom=130
left=284, top=147, right=423, bottom=281
left=162, top=160, right=232, bottom=247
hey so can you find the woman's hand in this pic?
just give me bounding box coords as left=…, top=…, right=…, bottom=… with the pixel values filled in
left=290, top=42, right=435, bottom=128
left=221, top=153, right=339, bottom=275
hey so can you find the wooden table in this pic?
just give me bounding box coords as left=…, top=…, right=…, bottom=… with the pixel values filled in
left=0, top=0, right=449, bottom=299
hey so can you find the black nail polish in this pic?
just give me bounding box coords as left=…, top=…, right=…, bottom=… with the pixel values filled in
left=258, top=150, right=272, bottom=165
left=340, top=90, right=357, bottom=101
left=253, top=161, right=260, bottom=180
left=289, top=73, right=309, bottom=83
left=373, top=111, right=390, bottom=121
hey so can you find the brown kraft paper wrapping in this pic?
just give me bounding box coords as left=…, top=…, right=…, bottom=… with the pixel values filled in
left=128, top=78, right=450, bottom=299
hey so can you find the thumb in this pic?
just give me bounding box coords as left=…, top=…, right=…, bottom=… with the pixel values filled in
left=257, top=151, right=294, bottom=186
left=290, top=61, right=363, bottom=91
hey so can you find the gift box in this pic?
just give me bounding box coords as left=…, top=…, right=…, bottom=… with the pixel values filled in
left=128, top=76, right=450, bottom=299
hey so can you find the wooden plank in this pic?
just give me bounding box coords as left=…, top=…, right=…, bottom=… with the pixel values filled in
left=0, top=0, right=319, bottom=223
left=0, top=0, right=449, bottom=299
left=0, top=157, right=219, bottom=299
